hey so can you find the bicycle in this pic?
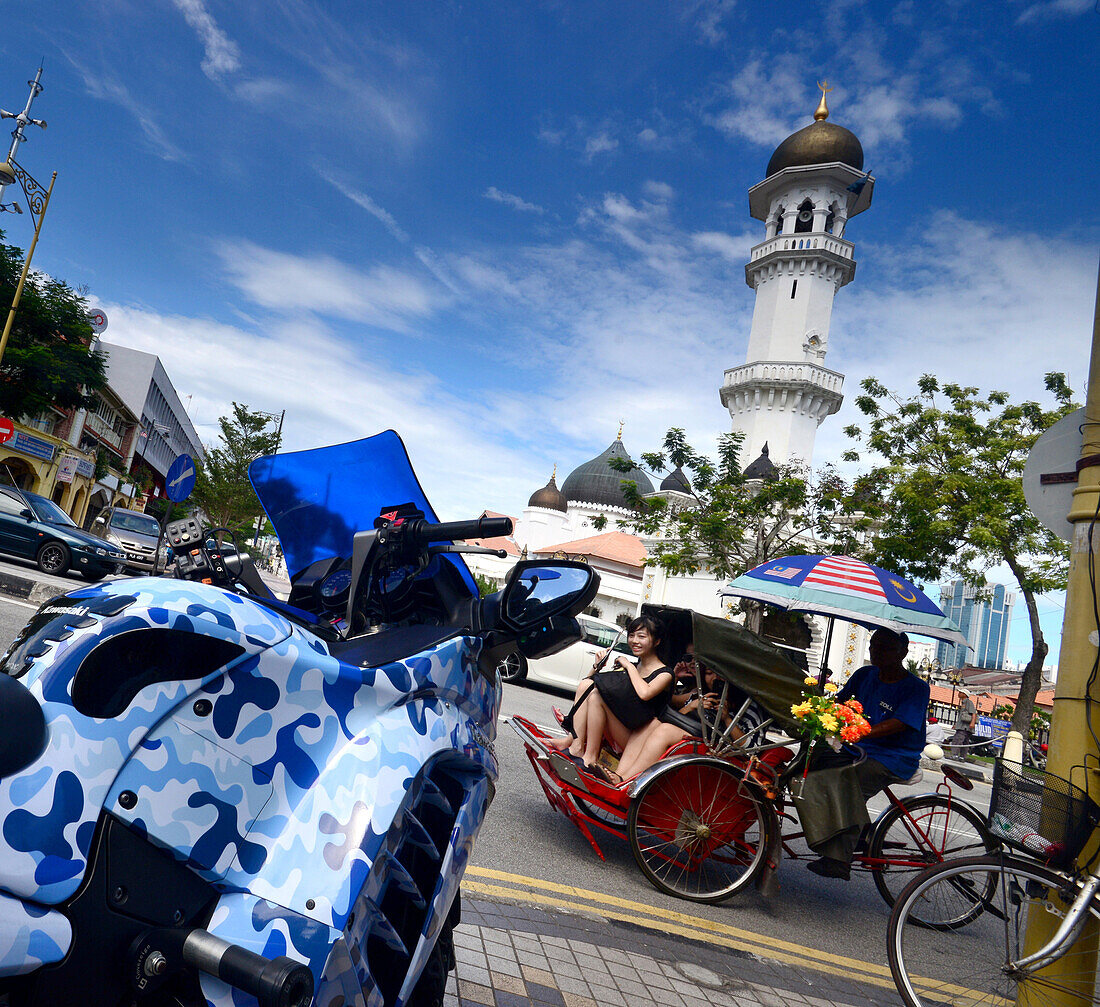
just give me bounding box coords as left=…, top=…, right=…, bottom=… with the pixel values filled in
left=887, top=758, right=1100, bottom=1006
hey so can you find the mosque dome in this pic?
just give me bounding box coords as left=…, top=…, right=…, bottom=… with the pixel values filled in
left=528, top=470, right=567, bottom=512
left=766, top=88, right=863, bottom=178
left=660, top=466, right=692, bottom=494
left=561, top=437, right=654, bottom=509
left=743, top=443, right=778, bottom=481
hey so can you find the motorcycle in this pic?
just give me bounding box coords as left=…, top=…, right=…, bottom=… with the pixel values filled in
left=0, top=431, right=597, bottom=1007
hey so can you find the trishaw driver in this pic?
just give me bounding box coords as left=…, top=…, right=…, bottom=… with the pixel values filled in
left=800, top=628, right=930, bottom=880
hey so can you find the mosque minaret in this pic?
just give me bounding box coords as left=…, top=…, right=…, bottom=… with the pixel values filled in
left=721, top=83, right=873, bottom=466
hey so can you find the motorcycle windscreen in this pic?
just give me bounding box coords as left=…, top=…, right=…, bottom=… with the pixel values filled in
left=249, top=429, right=478, bottom=592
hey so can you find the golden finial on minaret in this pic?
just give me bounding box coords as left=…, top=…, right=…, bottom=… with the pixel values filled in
left=617, top=420, right=625, bottom=441
left=551, top=464, right=557, bottom=481
left=814, top=80, right=832, bottom=121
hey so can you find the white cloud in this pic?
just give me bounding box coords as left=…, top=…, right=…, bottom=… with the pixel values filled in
left=584, top=132, right=619, bottom=159
left=170, top=0, right=242, bottom=79
left=1016, top=0, right=1092, bottom=22
left=216, top=240, right=448, bottom=330
left=484, top=187, right=546, bottom=214
left=318, top=170, right=410, bottom=243
left=686, top=0, right=738, bottom=44
left=643, top=181, right=675, bottom=202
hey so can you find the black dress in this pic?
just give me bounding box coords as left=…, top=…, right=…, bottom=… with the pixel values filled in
left=593, top=664, right=672, bottom=731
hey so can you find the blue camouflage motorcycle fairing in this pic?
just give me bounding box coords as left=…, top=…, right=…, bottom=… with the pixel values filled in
left=0, top=575, right=499, bottom=1005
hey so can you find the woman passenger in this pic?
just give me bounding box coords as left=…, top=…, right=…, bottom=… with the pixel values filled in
left=548, top=615, right=673, bottom=780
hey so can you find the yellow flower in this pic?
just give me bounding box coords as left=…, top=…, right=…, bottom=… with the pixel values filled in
left=804, top=676, right=818, bottom=687
left=824, top=682, right=839, bottom=694
left=821, top=714, right=838, bottom=733
left=791, top=701, right=812, bottom=718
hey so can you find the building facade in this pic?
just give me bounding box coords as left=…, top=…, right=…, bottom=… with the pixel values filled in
left=935, top=579, right=1016, bottom=670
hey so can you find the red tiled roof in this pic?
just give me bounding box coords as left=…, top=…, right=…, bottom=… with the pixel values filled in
left=535, top=531, right=646, bottom=568
left=929, top=683, right=1055, bottom=714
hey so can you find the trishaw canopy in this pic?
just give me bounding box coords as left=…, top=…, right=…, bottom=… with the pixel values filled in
left=643, top=605, right=806, bottom=734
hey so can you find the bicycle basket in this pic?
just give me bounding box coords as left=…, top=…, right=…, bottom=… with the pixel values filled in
left=988, top=760, right=1100, bottom=870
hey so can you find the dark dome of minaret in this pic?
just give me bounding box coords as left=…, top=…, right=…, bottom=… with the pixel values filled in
left=660, top=466, right=692, bottom=494
left=743, top=443, right=778, bottom=481
left=561, top=437, right=654, bottom=509
left=528, top=470, right=567, bottom=512
left=766, top=88, right=863, bottom=178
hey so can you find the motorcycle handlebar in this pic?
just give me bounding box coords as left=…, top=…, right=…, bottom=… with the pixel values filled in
left=404, top=516, right=513, bottom=544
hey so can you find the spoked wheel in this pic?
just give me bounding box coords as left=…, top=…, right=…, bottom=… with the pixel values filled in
left=36, top=541, right=69, bottom=575
left=869, top=795, right=994, bottom=916
left=627, top=761, right=776, bottom=904
left=887, top=854, right=1100, bottom=1006
left=496, top=651, right=527, bottom=684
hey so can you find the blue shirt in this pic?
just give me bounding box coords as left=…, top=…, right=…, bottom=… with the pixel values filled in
left=837, top=666, right=930, bottom=779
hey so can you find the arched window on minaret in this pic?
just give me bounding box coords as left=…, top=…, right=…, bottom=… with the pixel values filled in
left=824, top=202, right=837, bottom=234
left=794, top=198, right=814, bottom=234
left=774, top=205, right=786, bottom=235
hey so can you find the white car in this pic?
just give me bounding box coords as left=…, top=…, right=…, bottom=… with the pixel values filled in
left=498, top=613, right=633, bottom=692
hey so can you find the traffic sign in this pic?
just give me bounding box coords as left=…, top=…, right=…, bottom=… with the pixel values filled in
left=1022, top=407, right=1084, bottom=543
left=88, top=309, right=108, bottom=334
left=165, top=453, right=196, bottom=503
left=0, top=418, right=13, bottom=444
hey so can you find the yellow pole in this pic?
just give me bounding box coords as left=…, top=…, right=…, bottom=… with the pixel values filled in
left=1026, top=258, right=1100, bottom=1004
left=0, top=171, right=57, bottom=367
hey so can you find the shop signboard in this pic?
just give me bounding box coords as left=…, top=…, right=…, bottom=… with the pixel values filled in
left=12, top=431, right=56, bottom=462
left=76, top=458, right=95, bottom=479
left=56, top=455, right=80, bottom=484
left=976, top=715, right=1011, bottom=749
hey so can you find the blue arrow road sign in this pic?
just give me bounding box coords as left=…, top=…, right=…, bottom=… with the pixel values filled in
left=166, top=453, right=196, bottom=502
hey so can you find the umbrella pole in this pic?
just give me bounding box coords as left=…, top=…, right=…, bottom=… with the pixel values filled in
left=818, top=616, right=835, bottom=686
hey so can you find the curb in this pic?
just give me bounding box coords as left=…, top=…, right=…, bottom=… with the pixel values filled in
left=0, top=568, right=68, bottom=607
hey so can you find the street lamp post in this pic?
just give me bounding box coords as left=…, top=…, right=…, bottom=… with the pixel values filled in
left=0, top=66, right=54, bottom=369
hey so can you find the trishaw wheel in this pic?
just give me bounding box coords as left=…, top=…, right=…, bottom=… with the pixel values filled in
left=868, top=795, right=994, bottom=917
left=627, top=761, right=775, bottom=904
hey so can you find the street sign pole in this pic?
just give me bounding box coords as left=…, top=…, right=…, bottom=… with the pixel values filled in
left=0, top=171, right=56, bottom=367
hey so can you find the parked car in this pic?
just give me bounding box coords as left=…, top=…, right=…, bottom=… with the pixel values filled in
left=87, top=505, right=167, bottom=573
left=0, top=486, right=127, bottom=580
left=498, top=612, right=632, bottom=691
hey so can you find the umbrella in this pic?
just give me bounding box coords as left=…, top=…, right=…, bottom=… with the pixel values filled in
left=722, top=554, right=968, bottom=648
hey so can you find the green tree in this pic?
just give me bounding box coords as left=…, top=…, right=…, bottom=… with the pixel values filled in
left=0, top=232, right=106, bottom=418
left=843, top=373, right=1075, bottom=736
left=606, top=428, right=869, bottom=628
left=191, top=403, right=282, bottom=537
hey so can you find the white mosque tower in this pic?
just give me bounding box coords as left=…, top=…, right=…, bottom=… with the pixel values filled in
left=721, top=83, right=874, bottom=467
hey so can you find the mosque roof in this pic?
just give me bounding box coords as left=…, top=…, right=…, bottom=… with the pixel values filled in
left=527, top=470, right=568, bottom=512
left=560, top=436, right=654, bottom=509
left=743, top=443, right=778, bottom=481
left=660, top=465, right=692, bottom=493
left=765, top=87, right=863, bottom=178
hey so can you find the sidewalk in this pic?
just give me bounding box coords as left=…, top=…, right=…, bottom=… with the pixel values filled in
left=446, top=895, right=905, bottom=1007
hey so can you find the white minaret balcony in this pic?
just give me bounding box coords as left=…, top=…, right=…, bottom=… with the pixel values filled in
left=745, top=232, right=856, bottom=291
left=720, top=360, right=844, bottom=465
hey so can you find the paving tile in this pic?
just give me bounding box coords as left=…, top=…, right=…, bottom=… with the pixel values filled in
left=542, top=935, right=569, bottom=947
left=607, top=960, right=640, bottom=981
left=573, top=953, right=608, bottom=977
left=543, top=943, right=576, bottom=964
left=649, top=985, right=687, bottom=1007
left=526, top=981, right=566, bottom=1006
left=454, top=929, right=484, bottom=950
left=554, top=975, right=592, bottom=996
left=488, top=955, right=523, bottom=978
left=601, top=947, right=631, bottom=965
left=568, top=940, right=600, bottom=957
left=546, top=960, right=583, bottom=980
left=457, top=946, right=489, bottom=968
left=457, top=965, right=493, bottom=989
left=615, top=977, right=653, bottom=998
left=520, top=965, right=556, bottom=987
left=492, top=971, right=528, bottom=995
left=493, top=992, right=533, bottom=1007
left=586, top=980, right=627, bottom=1006
left=561, top=995, right=599, bottom=1007
left=457, top=980, right=495, bottom=1006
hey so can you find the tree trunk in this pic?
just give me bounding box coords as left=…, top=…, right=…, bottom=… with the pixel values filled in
left=1009, top=576, right=1049, bottom=737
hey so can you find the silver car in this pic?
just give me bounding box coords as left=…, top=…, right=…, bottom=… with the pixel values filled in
left=498, top=613, right=633, bottom=692
left=88, top=506, right=167, bottom=573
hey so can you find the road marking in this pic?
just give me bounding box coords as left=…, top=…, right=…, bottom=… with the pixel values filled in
left=0, top=597, right=37, bottom=611
left=464, top=866, right=969, bottom=1001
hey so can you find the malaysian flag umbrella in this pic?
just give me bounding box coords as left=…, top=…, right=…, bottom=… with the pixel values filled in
left=721, top=554, right=967, bottom=648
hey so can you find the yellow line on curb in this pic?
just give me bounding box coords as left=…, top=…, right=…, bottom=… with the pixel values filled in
left=465, top=867, right=973, bottom=1003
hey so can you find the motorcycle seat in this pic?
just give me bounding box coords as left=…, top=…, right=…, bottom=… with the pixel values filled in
left=0, top=673, right=46, bottom=777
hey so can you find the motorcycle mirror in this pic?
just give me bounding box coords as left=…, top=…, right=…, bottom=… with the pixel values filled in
left=499, top=560, right=599, bottom=631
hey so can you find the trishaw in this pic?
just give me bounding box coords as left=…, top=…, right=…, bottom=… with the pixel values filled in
left=510, top=605, right=993, bottom=907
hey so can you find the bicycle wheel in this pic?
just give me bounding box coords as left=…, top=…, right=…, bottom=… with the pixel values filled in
left=888, top=854, right=1100, bottom=1007
left=870, top=795, right=994, bottom=914
left=627, top=761, right=776, bottom=904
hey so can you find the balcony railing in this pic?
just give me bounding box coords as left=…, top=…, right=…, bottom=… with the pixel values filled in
left=722, top=360, right=845, bottom=394
left=749, top=233, right=854, bottom=261
left=85, top=411, right=124, bottom=450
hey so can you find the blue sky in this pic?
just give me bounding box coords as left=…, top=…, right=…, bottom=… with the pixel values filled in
left=0, top=0, right=1096, bottom=663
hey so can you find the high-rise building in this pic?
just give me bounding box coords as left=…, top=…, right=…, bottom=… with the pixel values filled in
left=935, top=580, right=1016, bottom=670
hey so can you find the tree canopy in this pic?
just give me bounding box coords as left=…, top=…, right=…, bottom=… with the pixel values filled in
left=190, top=403, right=282, bottom=536
left=605, top=428, right=869, bottom=623
left=842, top=373, right=1076, bottom=734
left=0, top=231, right=106, bottom=419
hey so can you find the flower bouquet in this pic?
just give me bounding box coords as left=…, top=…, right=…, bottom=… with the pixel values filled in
left=790, top=677, right=872, bottom=775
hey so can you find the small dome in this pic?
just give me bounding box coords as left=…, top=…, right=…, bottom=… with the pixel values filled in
left=743, top=443, right=778, bottom=481
left=660, top=466, right=691, bottom=494
left=528, top=470, right=567, bottom=513
left=767, top=119, right=863, bottom=177
left=561, top=438, right=654, bottom=510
